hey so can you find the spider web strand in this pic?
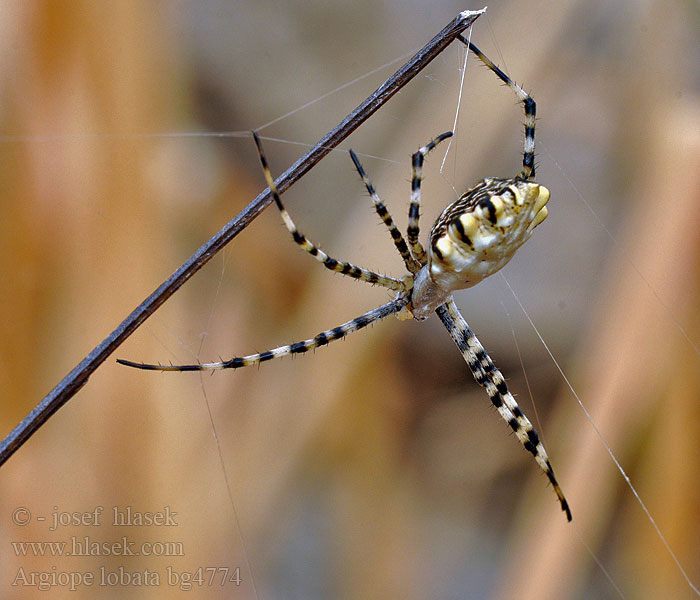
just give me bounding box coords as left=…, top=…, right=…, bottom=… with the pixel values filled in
left=501, top=274, right=700, bottom=595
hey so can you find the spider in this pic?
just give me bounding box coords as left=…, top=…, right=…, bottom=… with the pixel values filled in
left=118, top=39, right=571, bottom=522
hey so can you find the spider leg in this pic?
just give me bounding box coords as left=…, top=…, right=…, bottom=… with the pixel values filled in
left=436, top=299, right=571, bottom=521
left=408, top=132, right=453, bottom=264
left=457, top=38, right=536, bottom=181
left=117, top=298, right=407, bottom=372
left=252, top=132, right=403, bottom=291
left=349, top=149, right=421, bottom=274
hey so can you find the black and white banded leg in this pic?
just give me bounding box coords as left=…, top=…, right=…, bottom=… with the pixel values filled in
left=118, top=299, right=407, bottom=372
left=458, top=37, right=536, bottom=180
left=407, top=132, right=454, bottom=265
left=349, top=149, right=420, bottom=274
left=437, top=299, right=571, bottom=520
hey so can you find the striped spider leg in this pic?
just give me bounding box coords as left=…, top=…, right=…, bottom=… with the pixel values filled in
left=119, top=42, right=570, bottom=521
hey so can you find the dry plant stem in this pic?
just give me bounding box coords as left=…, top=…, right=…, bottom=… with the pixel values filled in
left=0, top=8, right=485, bottom=468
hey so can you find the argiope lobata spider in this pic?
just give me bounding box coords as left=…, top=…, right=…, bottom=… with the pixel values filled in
left=118, top=39, right=571, bottom=522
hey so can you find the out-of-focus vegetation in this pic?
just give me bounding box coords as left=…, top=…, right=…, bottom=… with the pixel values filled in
left=1, top=2, right=698, bottom=598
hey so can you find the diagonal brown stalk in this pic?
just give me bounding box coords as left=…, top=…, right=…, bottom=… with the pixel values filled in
left=0, top=8, right=485, bottom=468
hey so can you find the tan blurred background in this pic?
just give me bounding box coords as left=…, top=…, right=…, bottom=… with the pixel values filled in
left=1, top=1, right=699, bottom=598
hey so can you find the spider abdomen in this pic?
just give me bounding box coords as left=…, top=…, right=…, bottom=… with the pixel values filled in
left=428, top=178, right=549, bottom=292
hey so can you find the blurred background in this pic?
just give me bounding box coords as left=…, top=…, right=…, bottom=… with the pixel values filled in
left=1, top=1, right=699, bottom=598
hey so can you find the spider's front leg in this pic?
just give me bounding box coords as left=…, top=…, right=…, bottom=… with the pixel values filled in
left=407, top=132, right=453, bottom=265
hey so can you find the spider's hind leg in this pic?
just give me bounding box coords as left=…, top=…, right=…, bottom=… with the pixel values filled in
left=252, top=132, right=404, bottom=291
left=437, top=299, right=571, bottom=521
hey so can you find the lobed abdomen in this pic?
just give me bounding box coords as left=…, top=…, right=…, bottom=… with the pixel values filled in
left=428, top=178, right=550, bottom=292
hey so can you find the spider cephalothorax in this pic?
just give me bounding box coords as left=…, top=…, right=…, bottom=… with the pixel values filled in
left=119, top=39, right=571, bottom=522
